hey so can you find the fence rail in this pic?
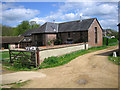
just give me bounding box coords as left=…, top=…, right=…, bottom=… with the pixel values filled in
left=9, top=49, right=39, bottom=67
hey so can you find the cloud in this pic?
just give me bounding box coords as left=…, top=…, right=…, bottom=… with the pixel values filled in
left=29, top=2, right=118, bottom=30
left=2, top=2, right=118, bottom=30
left=2, top=3, right=40, bottom=25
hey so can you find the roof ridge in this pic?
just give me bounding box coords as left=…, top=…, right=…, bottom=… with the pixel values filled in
left=59, top=18, right=96, bottom=24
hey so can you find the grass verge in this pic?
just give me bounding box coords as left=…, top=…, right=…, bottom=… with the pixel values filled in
left=108, top=52, right=120, bottom=65
left=40, top=45, right=108, bottom=69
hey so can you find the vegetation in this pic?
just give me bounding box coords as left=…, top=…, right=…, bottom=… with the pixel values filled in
left=103, top=37, right=118, bottom=46
left=2, top=21, right=40, bottom=36
left=54, top=39, right=62, bottom=45
left=40, top=46, right=107, bottom=69
left=108, top=52, right=120, bottom=65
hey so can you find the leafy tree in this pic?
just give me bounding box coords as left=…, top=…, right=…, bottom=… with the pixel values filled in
left=17, top=21, right=30, bottom=35
left=17, top=21, right=40, bottom=35
left=2, top=25, right=18, bottom=36
left=2, top=21, right=40, bottom=36
left=30, top=21, right=40, bottom=29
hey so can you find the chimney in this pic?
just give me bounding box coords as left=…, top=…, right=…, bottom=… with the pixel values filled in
left=53, top=20, right=56, bottom=31
left=80, top=13, right=83, bottom=22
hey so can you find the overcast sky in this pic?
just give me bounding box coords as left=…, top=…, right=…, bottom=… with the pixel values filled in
left=1, top=1, right=119, bottom=30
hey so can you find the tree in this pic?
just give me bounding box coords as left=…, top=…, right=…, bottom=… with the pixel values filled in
left=30, top=21, right=40, bottom=29
left=17, top=21, right=40, bottom=35
left=1, top=21, right=40, bottom=36
left=2, top=25, right=18, bottom=36
left=17, top=21, right=30, bottom=35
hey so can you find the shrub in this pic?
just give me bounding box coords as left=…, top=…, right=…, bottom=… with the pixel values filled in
left=54, top=39, right=62, bottom=45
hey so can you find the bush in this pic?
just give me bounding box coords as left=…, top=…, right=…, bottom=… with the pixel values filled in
left=54, top=39, right=62, bottom=45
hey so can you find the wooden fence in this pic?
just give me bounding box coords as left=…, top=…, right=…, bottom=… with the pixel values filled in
left=9, top=49, right=39, bottom=67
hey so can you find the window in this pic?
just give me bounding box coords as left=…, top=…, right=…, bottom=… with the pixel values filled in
left=95, top=27, right=97, bottom=44
left=68, top=32, right=70, bottom=38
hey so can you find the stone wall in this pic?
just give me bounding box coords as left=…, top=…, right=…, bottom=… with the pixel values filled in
left=39, top=43, right=88, bottom=63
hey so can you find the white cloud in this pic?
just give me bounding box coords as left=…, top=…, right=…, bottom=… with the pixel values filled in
left=30, top=17, right=47, bottom=24
left=2, top=3, right=40, bottom=25
left=29, top=2, right=118, bottom=30
left=2, top=2, right=118, bottom=30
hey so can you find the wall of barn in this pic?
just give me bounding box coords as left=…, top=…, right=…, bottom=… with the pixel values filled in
left=32, top=34, right=44, bottom=46
left=44, top=34, right=57, bottom=45
left=88, top=18, right=103, bottom=47
left=57, top=31, right=88, bottom=44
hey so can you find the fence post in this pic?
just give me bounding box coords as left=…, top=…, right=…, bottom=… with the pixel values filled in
left=35, top=50, right=37, bottom=68
left=84, top=43, right=86, bottom=50
left=9, top=49, right=12, bottom=63
left=37, top=50, right=39, bottom=66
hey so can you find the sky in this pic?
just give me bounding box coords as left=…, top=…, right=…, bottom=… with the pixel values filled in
left=1, top=1, right=119, bottom=30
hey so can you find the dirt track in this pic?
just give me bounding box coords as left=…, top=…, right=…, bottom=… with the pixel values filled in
left=23, top=46, right=118, bottom=88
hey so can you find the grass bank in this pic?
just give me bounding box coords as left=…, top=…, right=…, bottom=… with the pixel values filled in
left=39, top=45, right=108, bottom=69
left=108, top=52, right=120, bottom=65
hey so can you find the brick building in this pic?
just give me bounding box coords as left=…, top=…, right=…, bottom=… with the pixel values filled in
left=23, top=18, right=103, bottom=47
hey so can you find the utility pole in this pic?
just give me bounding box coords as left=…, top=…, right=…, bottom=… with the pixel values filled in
left=117, top=23, right=120, bottom=56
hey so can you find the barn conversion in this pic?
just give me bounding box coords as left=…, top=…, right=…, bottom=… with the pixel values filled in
left=23, top=18, right=103, bottom=47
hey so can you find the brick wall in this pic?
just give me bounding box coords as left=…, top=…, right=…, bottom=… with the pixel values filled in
left=45, top=34, right=57, bottom=45
left=88, top=19, right=103, bottom=47
left=58, top=31, right=88, bottom=44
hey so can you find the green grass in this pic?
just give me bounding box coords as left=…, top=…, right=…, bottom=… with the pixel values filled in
left=0, top=51, right=9, bottom=60
left=40, top=45, right=108, bottom=69
left=108, top=52, right=120, bottom=65
left=0, top=51, right=32, bottom=61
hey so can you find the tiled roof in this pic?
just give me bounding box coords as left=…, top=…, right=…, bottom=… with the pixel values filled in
left=22, top=18, right=96, bottom=36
